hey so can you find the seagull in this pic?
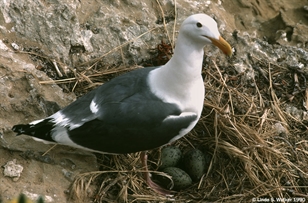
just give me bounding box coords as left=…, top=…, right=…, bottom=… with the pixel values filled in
left=12, top=13, right=232, bottom=195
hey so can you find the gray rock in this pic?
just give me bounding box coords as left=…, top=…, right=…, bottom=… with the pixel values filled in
left=0, top=0, right=232, bottom=69
left=0, top=40, right=97, bottom=203
left=3, top=159, right=23, bottom=181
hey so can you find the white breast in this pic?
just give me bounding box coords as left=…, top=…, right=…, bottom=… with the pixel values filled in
left=148, top=68, right=205, bottom=116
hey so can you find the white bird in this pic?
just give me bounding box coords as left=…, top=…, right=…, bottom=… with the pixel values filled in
left=12, top=13, right=232, bottom=195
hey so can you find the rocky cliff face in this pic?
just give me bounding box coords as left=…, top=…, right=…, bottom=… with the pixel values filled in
left=1, top=0, right=216, bottom=66
left=0, top=0, right=307, bottom=202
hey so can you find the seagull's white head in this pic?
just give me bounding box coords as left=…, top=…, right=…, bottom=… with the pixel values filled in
left=179, top=13, right=232, bottom=56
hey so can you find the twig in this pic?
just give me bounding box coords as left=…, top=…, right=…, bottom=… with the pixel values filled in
left=268, top=63, right=288, bottom=125
left=155, top=0, right=172, bottom=45
left=172, top=0, right=177, bottom=48
left=212, top=59, right=236, bottom=122
left=52, top=60, right=63, bottom=77
left=39, top=77, right=76, bottom=84
left=39, top=66, right=141, bottom=85
left=42, top=144, right=58, bottom=156
left=258, top=108, right=270, bottom=132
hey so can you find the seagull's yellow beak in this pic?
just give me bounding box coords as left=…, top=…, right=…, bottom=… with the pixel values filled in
left=208, top=36, right=232, bottom=57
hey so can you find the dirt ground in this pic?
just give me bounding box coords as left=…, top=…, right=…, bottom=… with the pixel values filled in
left=0, top=0, right=307, bottom=202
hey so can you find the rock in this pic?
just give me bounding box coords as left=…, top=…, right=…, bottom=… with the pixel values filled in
left=0, top=0, right=233, bottom=68
left=0, top=145, right=98, bottom=202
left=0, top=39, right=97, bottom=202
left=273, top=122, right=288, bottom=136
left=0, top=39, right=75, bottom=150
left=285, top=105, right=306, bottom=120
left=3, top=159, right=23, bottom=181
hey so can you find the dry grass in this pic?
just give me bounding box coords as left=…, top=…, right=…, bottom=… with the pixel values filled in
left=195, top=58, right=308, bottom=202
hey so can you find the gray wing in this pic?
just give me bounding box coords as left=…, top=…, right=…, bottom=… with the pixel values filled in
left=41, top=67, right=198, bottom=153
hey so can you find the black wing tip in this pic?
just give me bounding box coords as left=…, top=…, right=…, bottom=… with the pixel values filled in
left=12, top=120, right=56, bottom=143
left=12, top=124, right=30, bottom=136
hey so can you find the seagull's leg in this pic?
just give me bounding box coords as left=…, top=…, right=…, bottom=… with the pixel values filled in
left=140, top=151, right=174, bottom=196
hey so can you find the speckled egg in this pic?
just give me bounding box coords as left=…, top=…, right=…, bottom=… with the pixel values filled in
left=162, top=167, right=192, bottom=190
left=183, top=149, right=206, bottom=181
left=159, top=146, right=182, bottom=169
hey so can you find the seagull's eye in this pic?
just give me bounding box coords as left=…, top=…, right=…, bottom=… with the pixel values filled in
left=196, top=22, right=202, bottom=28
